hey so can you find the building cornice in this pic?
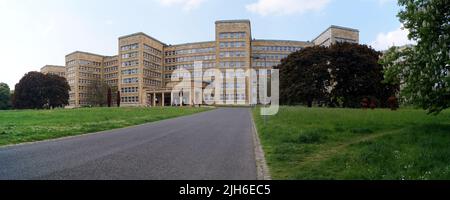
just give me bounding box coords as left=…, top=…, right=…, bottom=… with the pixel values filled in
left=312, top=25, right=359, bottom=42
left=119, top=32, right=167, bottom=46
left=65, top=51, right=106, bottom=58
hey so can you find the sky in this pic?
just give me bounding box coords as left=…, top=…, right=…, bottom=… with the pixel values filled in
left=0, top=0, right=414, bottom=88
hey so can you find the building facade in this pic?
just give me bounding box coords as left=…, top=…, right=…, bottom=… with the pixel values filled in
left=62, top=20, right=359, bottom=107
left=40, top=65, right=66, bottom=77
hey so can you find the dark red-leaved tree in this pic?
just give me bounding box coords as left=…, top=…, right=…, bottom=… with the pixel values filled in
left=107, top=87, right=112, bottom=107
left=116, top=91, right=121, bottom=107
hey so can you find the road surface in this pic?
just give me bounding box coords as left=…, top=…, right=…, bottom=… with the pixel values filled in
left=0, top=108, right=257, bottom=180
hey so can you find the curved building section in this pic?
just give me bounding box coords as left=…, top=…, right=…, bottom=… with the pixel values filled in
left=62, top=20, right=359, bottom=107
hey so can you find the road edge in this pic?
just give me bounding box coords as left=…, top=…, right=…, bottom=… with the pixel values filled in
left=250, top=109, right=272, bottom=180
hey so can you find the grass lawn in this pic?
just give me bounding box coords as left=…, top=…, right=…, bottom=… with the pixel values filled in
left=0, top=107, right=211, bottom=147
left=252, top=107, right=450, bottom=180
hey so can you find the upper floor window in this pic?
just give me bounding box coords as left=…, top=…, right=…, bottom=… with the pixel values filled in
left=219, top=32, right=247, bottom=39
left=120, top=43, right=139, bottom=51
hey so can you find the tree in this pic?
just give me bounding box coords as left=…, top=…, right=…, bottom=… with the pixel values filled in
left=278, top=46, right=331, bottom=107
left=0, top=83, right=12, bottom=110
left=107, top=87, right=112, bottom=107
left=391, top=0, right=450, bottom=113
left=329, top=43, right=397, bottom=108
left=117, top=91, right=121, bottom=107
left=13, top=72, right=47, bottom=109
left=87, top=80, right=110, bottom=107
left=44, top=74, right=70, bottom=108
left=278, top=43, right=398, bottom=108
left=13, top=72, right=70, bottom=109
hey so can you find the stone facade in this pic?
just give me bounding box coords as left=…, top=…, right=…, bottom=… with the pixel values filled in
left=40, top=65, right=66, bottom=78
left=58, top=20, right=358, bottom=107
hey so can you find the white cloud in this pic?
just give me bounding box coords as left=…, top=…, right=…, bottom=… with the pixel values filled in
left=156, top=0, right=207, bottom=11
left=246, top=0, right=331, bottom=16
left=370, top=26, right=415, bottom=51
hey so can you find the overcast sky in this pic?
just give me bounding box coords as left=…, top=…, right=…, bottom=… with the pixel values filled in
left=0, top=0, right=414, bottom=88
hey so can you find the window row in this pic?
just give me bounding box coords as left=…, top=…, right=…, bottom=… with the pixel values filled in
left=122, top=77, right=139, bottom=84
left=165, top=47, right=215, bottom=56
left=66, top=60, right=109, bottom=67
left=104, top=60, right=118, bottom=66
left=106, top=79, right=118, bottom=85
left=219, top=93, right=246, bottom=101
left=121, top=96, right=139, bottom=103
left=335, top=37, right=357, bottom=44
left=219, top=42, right=246, bottom=48
left=121, top=43, right=139, bottom=51
left=252, top=54, right=289, bottom=60
left=144, top=60, right=162, bottom=70
left=219, top=32, right=247, bottom=39
left=122, top=68, right=139, bottom=75
left=122, top=52, right=138, bottom=59
left=143, top=78, right=162, bottom=87
left=165, top=55, right=216, bottom=63
left=122, top=60, right=139, bottom=67
left=104, top=66, right=118, bottom=73
left=144, top=52, right=162, bottom=63
left=219, top=61, right=246, bottom=68
left=252, top=61, right=281, bottom=68
left=144, top=69, right=161, bottom=78
left=121, top=87, right=139, bottom=94
left=79, top=72, right=101, bottom=79
left=79, top=66, right=101, bottom=73
left=219, top=51, right=247, bottom=58
left=144, top=44, right=162, bottom=56
left=165, top=62, right=216, bottom=71
left=252, top=46, right=303, bottom=52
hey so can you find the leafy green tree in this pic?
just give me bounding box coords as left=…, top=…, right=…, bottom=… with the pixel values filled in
left=278, top=46, right=331, bottom=107
left=391, top=0, right=450, bottom=113
left=0, top=82, right=12, bottom=110
left=87, top=80, right=110, bottom=107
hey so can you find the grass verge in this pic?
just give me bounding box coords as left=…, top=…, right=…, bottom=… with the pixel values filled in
left=0, top=107, right=211, bottom=146
left=252, top=106, right=450, bottom=180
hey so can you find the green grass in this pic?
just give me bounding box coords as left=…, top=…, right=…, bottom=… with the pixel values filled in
left=252, top=106, right=450, bottom=180
left=0, top=107, right=211, bottom=146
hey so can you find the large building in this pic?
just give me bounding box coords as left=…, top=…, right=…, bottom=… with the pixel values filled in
left=60, top=20, right=359, bottom=107
left=40, top=65, right=66, bottom=78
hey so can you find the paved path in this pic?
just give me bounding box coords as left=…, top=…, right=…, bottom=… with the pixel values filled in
left=0, top=108, right=257, bottom=180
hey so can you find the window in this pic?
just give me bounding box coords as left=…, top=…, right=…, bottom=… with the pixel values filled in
left=121, top=52, right=138, bottom=59
left=219, top=42, right=246, bottom=48
left=219, top=51, right=247, bottom=58
left=120, top=43, right=139, bottom=51
left=219, top=32, right=247, bottom=39
left=122, top=60, right=139, bottom=67
left=121, top=68, right=138, bottom=75
left=121, top=87, right=139, bottom=93
left=122, top=77, right=139, bottom=84
left=220, top=61, right=246, bottom=68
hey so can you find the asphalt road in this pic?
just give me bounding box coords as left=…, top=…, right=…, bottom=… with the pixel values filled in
left=0, top=108, right=257, bottom=180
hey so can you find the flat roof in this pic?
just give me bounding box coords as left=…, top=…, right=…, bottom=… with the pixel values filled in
left=65, top=51, right=106, bottom=58
left=40, top=65, right=65, bottom=70
left=252, top=39, right=313, bottom=45
left=118, top=32, right=167, bottom=46
left=312, top=25, right=359, bottom=42
left=215, top=19, right=251, bottom=24
left=166, top=41, right=215, bottom=48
